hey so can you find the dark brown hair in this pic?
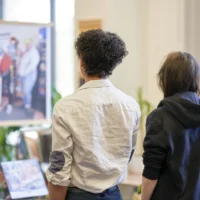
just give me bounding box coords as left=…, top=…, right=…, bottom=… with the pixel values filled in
left=75, top=29, right=128, bottom=78
left=158, top=51, right=200, bottom=97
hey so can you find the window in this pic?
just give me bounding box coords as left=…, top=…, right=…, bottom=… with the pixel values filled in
left=3, top=0, right=50, bottom=23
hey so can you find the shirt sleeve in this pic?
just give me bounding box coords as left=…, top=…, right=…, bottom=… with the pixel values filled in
left=142, top=118, right=168, bottom=180
left=129, top=109, right=141, bottom=162
left=132, top=118, right=140, bottom=151
left=46, top=102, right=73, bottom=186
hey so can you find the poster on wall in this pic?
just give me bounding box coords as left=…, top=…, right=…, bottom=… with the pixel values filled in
left=78, top=19, right=102, bottom=87
left=0, top=21, right=51, bottom=125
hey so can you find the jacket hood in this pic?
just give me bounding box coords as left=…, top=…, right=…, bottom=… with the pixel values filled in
left=158, top=92, right=200, bottom=128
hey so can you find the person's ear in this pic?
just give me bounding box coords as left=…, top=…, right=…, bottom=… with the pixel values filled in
left=80, top=58, right=84, bottom=67
left=80, top=58, right=85, bottom=76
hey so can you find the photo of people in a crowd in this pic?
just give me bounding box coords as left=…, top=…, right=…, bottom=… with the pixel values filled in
left=0, top=24, right=50, bottom=122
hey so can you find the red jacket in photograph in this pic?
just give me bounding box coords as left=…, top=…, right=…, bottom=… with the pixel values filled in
left=0, top=53, right=12, bottom=75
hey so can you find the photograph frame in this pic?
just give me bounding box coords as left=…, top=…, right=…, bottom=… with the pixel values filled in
left=0, top=20, right=52, bottom=126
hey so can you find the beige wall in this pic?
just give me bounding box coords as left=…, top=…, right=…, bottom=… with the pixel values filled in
left=146, top=0, right=186, bottom=104
left=104, top=0, right=148, bottom=99
left=55, top=1, right=75, bottom=96
left=75, top=0, right=148, bottom=100
left=75, top=0, right=200, bottom=106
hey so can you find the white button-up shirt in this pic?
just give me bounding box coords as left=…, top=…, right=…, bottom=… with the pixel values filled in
left=46, top=79, right=140, bottom=193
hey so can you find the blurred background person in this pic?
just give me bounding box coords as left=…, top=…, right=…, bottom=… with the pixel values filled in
left=142, top=52, right=200, bottom=200
left=18, top=38, right=40, bottom=112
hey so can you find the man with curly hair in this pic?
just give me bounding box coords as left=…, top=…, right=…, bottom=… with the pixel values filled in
left=46, top=29, right=141, bottom=200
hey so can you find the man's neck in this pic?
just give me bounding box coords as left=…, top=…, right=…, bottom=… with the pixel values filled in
left=84, top=76, right=106, bottom=83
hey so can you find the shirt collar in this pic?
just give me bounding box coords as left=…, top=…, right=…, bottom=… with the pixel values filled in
left=76, top=79, right=114, bottom=92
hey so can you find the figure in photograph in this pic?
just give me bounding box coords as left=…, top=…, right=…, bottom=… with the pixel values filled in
left=0, top=47, right=13, bottom=114
left=18, top=38, right=40, bottom=111
left=7, top=37, right=23, bottom=103
left=7, top=37, right=21, bottom=62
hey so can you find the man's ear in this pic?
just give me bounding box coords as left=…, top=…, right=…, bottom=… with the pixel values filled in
left=80, top=58, right=85, bottom=76
left=80, top=58, right=84, bottom=67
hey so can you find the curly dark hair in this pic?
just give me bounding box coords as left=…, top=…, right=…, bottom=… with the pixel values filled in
left=75, top=29, right=128, bottom=78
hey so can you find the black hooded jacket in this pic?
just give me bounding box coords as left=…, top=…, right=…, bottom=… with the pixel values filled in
left=143, top=92, right=200, bottom=200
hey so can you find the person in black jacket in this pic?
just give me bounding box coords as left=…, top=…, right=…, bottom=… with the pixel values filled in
left=142, top=51, right=200, bottom=200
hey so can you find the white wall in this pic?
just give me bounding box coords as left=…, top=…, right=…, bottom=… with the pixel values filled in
left=75, top=0, right=188, bottom=105
left=55, top=0, right=75, bottom=96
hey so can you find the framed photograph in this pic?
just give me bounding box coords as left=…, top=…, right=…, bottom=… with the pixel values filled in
left=0, top=21, right=51, bottom=125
